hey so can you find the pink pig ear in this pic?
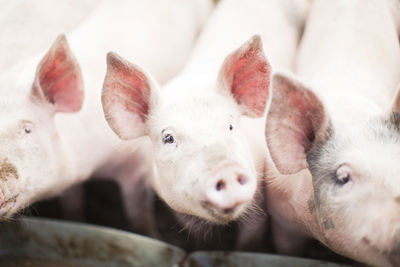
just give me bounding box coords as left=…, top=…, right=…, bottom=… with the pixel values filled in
left=32, top=34, right=84, bottom=113
left=102, top=52, right=159, bottom=140
left=265, top=73, right=329, bottom=175
left=218, top=35, right=271, bottom=118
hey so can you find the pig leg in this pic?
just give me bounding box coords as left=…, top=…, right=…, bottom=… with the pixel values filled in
left=272, top=219, right=308, bottom=256
left=59, top=184, right=85, bottom=222
left=114, top=165, right=160, bottom=238
left=235, top=215, right=268, bottom=251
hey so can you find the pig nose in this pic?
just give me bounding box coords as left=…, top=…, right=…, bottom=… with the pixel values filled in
left=206, top=167, right=256, bottom=211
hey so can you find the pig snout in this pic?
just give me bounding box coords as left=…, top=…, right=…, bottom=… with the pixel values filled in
left=205, top=163, right=256, bottom=214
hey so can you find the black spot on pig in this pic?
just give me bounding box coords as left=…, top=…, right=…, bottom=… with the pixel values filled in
left=323, top=217, right=335, bottom=230
left=307, top=198, right=316, bottom=213
left=306, top=124, right=335, bottom=177
left=362, top=237, right=371, bottom=245
left=307, top=124, right=339, bottom=203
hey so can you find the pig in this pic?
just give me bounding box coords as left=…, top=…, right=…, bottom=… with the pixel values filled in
left=0, top=0, right=213, bottom=228
left=0, top=0, right=101, bottom=74
left=101, top=0, right=309, bottom=235
left=264, top=0, right=400, bottom=266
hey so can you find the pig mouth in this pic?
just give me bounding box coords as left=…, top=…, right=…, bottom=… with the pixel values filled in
left=201, top=201, right=241, bottom=224
left=0, top=194, right=19, bottom=218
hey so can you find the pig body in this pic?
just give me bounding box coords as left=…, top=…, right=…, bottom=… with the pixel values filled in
left=101, top=0, right=309, bottom=237
left=0, top=0, right=102, bottom=74
left=265, top=0, right=400, bottom=265
left=0, top=0, right=212, bottom=225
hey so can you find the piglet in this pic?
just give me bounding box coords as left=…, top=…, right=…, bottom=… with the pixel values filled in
left=102, top=0, right=309, bottom=246
left=265, top=0, right=400, bottom=266
left=0, top=0, right=213, bottom=230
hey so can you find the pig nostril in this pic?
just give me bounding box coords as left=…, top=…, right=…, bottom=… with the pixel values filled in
left=237, top=175, right=247, bottom=185
left=216, top=180, right=226, bottom=191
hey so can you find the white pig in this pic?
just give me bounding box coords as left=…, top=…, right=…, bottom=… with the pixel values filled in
left=265, top=0, right=400, bottom=266
left=101, top=0, right=309, bottom=227
left=0, top=0, right=213, bottom=225
left=0, top=0, right=101, bottom=74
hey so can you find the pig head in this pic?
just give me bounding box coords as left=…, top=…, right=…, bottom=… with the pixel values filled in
left=0, top=35, right=83, bottom=217
left=102, top=36, right=271, bottom=224
left=265, top=73, right=400, bottom=267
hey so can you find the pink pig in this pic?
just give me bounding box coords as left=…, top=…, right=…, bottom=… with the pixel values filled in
left=0, top=0, right=213, bottom=225
left=101, top=0, right=309, bottom=231
left=0, top=0, right=102, bottom=74
left=265, top=0, right=400, bottom=266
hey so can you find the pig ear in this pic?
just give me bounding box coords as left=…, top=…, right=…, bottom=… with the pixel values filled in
left=102, top=52, right=159, bottom=140
left=265, top=73, right=329, bottom=175
left=32, top=34, right=84, bottom=113
left=218, top=35, right=271, bottom=117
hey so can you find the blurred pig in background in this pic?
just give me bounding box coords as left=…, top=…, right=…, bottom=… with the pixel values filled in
left=101, top=0, right=310, bottom=250
left=0, top=0, right=101, bottom=73
left=0, top=0, right=213, bottom=237
left=265, top=0, right=400, bottom=266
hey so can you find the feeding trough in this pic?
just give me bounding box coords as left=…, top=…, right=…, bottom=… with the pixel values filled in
left=183, top=251, right=351, bottom=267
left=0, top=218, right=185, bottom=267
left=0, top=217, right=353, bottom=266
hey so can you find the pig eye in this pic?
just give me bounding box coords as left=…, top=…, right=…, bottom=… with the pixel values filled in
left=162, top=134, right=175, bottom=145
left=336, top=173, right=351, bottom=185
left=335, top=164, right=352, bottom=185
left=229, top=124, right=233, bottom=131
left=20, top=120, right=34, bottom=135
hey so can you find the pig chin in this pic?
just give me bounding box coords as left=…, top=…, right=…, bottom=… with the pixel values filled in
left=0, top=160, right=21, bottom=218
left=360, top=227, right=400, bottom=267
left=317, top=206, right=400, bottom=267
left=200, top=199, right=250, bottom=224
left=0, top=187, right=22, bottom=219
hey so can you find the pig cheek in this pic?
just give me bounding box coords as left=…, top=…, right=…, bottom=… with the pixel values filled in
left=153, top=152, right=193, bottom=208
left=154, top=162, right=199, bottom=215
left=315, top=186, right=361, bottom=251
left=163, top=155, right=207, bottom=214
left=233, top=134, right=256, bottom=175
left=313, top=183, right=340, bottom=235
left=153, top=158, right=176, bottom=191
left=0, top=142, right=32, bottom=195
